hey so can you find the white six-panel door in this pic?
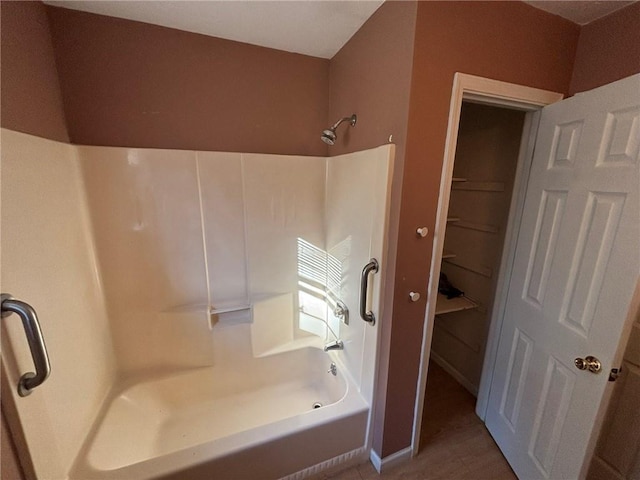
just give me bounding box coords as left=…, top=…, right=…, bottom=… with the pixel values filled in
left=485, top=74, right=640, bottom=479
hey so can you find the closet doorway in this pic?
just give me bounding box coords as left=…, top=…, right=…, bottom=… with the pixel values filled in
left=411, top=73, right=563, bottom=456
left=429, top=101, right=525, bottom=396
left=417, top=100, right=529, bottom=477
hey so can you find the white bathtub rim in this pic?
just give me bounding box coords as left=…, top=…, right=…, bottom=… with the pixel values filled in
left=71, top=384, right=367, bottom=480
left=69, top=348, right=366, bottom=479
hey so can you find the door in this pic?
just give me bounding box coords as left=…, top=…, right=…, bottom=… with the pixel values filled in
left=485, top=74, right=640, bottom=479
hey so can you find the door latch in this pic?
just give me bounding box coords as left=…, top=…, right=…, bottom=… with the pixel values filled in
left=608, top=366, right=622, bottom=382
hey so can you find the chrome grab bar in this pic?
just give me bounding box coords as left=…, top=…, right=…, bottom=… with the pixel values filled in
left=1, top=294, right=51, bottom=397
left=359, top=259, right=379, bottom=325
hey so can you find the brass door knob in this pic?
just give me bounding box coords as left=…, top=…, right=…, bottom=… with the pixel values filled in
left=574, top=356, right=602, bottom=374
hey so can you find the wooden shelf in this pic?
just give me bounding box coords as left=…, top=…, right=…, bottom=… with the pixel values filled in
left=447, top=217, right=461, bottom=223
left=449, top=220, right=498, bottom=234
left=435, top=293, right=478, bottom=315
left=452, top=181, right=505, bottom=192
left=442, top=251, right=457, bottom=259
left=452, top=177, right=467, bottom=183
left=443, top=258, right=493, bottom=278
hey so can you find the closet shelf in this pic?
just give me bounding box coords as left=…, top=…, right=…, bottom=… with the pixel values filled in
left=435, top=293, right=478, bottom=315
left=452, top=181, right=505, bottom=192
left=443, top=258, right=493, bottom=278
left=449, top=220, right=499, bottom=234
left=452, top=177, right=468, bottom=183
left=442, top=251, right=457, bottom=259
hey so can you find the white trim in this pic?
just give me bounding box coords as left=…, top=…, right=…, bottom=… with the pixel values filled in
left=455, top=74, right=562, bottom=108
left=369, top=449, right=382, bottom=472
left=410, top=73, right=563, bottom=457
left=369, top=446, right=412, bottom=473
left=430, top=350, right=478, bottom=397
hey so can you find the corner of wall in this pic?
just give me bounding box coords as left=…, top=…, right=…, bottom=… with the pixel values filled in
left=325, top=0, right=419, bottom=458
left=568, top=1, right=640, bottom=95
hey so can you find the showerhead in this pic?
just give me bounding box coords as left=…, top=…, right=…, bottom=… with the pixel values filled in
left=321, top=129, right=336, bottom=145
left=321, top=114, right=357, bottom=146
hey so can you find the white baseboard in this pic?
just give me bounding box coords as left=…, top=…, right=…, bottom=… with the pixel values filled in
left=369, top=446, right=412, bottom=473
left=430, top=350, right=479, bottom=397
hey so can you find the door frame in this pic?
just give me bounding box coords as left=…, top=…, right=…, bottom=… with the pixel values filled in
left=410, top=73, right=563, bottom=455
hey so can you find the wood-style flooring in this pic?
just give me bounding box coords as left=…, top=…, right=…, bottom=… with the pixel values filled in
left=324, top=362, right=516, bottom=480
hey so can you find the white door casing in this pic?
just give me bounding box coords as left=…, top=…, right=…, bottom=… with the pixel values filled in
left=485, top=74, right=640, bottom=479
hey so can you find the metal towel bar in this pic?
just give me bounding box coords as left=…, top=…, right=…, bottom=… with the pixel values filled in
left=1, top=294, right=51, bottom=396
left=359, top=259, right=379, bottom=325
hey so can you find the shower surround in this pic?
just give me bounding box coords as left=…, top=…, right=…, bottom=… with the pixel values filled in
left=1, top=128, right=394, bottom=479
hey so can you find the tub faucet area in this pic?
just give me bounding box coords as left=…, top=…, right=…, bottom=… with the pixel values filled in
left=324, top=340, right=344, bottom=351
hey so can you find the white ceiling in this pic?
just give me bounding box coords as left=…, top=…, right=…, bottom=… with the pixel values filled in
left=523, top=0, right=636, bottom=25
left=44, top=1, right=637, bottom=59
left=44, top=1, right=385, bottom=59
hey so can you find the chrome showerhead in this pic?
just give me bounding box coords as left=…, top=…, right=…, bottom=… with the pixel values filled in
left=321, top=129, right=336, bottom=145
left=321, top=114, right=356, bottom=145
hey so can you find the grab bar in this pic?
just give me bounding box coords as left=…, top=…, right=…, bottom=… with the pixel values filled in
left=1, top=294, right=51, bottom=397
left=359, top=259, right=379, bottom=325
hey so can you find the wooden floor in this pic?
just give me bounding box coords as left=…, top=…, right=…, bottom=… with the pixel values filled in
left=325, top=362, right=516, bottom=480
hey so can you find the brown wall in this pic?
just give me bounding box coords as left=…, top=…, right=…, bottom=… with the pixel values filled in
left=379, top=1, right=580, bottom=456
left=45, top=6, right=329, bottom=156
left=0, top=1, right=69, bottom=142
left=569, top=1, right=640, bottom=95
left=327, top=1, right=418, bottom=459
left=328, top=1, right=416, bottom=158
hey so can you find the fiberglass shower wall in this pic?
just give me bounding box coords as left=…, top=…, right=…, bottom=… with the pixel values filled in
left=1, top=130, right=118, bottom=480
left=79, top=145, right=393, bottom=394
left=325, top=146, right=394, bottom=401
left=80, top=148, right=325, bottom=372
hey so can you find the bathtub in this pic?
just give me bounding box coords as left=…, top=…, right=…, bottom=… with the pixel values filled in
left=70, top=347, right=369, bottom=480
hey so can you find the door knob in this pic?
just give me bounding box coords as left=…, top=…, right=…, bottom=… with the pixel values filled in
left=574, top=356, right=602, bottom=374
